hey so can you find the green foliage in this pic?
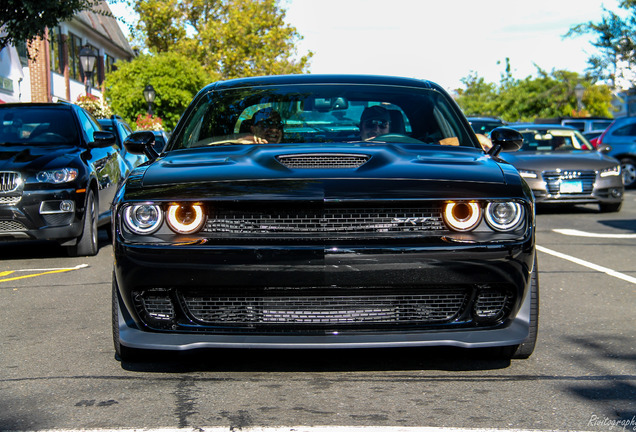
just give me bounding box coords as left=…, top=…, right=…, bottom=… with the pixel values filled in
left=131, top=0, right=312, bottom=80
left=566, top=2, right=636, bottom=89
left=455, top=63, right=614, bottom=122
left=0, top=0, right=98, bottom=48
left=103, top=51, right=210, bottom=131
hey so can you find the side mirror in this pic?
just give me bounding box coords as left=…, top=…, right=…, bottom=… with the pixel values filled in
left=90, top=131, right=116, bottom=148
left=597, top=144, right=612, bottom=154
left=488, top=127, right=523, bottom=157
left=124, top=131, right=159, bottom=160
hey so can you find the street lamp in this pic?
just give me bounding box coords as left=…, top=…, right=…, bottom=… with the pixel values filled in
left=143, top=84, right=156, bottom=116
left=574, top=83, right=585, bottom=112
left=78, top=46, right=98, bottom=96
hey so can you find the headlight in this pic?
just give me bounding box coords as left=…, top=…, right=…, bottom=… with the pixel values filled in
left=518, top=170, right=538, bottom=179
left=485, top=202, right=523, bottom=231
left=36, top=168, right=78, bottom=183
left=166, top=203, right=205, bottom=234
left=123, top=204, right=163, bottom=234
left=443, top=201, right=481, bottom=231
left=600, top=165, right=621, bottom=177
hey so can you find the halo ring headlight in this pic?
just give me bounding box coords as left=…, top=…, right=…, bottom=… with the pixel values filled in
left=485, top=202, right=523, bottom=231
left=123, top=204, right=163, bottom=235
left=443, top=201, right=481, bottom=231
left=166, top=203, right=205, bottom=234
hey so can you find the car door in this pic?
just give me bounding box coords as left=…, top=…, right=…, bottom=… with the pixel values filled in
left=76, top=109, right=124, bottom=217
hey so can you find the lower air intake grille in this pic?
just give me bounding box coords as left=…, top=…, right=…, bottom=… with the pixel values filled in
left=181, top=291, right=468, bottom=326
left=0, top=220, right=27, bottom=231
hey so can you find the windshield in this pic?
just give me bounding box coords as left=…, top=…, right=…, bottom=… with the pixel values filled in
left=172, top=83, right=476, bottom=150
left=0, top=107, right=79, bottom=145
left=517, top=129, right=594, bottom=151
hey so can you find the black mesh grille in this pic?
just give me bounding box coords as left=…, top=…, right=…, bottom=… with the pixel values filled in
left=276, top=153, right=370, bottom=169
left=182, top=291, right=468, bottom=326
left=204, top=206, right=445, bottom=235
left=544, top=170, right=596, bottom=195
left=0, top=220, right=26, bottom=231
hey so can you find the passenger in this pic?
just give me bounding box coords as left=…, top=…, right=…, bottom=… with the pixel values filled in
left=242, top=108, right=284, bottom=144
left=359, top=105, right=391, bottom=140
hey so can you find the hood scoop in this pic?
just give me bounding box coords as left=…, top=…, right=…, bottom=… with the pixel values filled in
left=276, top=153, right=370, bottom=169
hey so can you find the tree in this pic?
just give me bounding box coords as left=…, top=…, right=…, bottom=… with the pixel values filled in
left=0, top=0, right=97, bottom=48
left=455, top=64, right=614, bottom=122
left=131, top=0, right=312, bottom=80
left=103, top=51, right=210, bottom=131
left=566, top=1, right=636, bottom=89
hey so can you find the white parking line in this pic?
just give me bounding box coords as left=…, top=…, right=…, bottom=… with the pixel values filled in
left=537, top=245, right=636, bottom=285
left=553, top=228, right=636, bottom=239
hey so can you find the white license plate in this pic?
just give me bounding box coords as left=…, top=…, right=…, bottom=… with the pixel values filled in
left=560, top=181, right=583, bottom=193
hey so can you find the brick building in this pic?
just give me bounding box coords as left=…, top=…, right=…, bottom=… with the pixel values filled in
left=0, top=1, right=134, bottom=104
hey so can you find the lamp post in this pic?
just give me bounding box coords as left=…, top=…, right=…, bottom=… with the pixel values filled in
left=574, top=83, right=585, bottom=113
left=78, top=46, right=98, bottom=96
left=143, top=84, right=156, bottom=116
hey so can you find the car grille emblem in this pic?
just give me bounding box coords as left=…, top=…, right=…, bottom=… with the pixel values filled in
left=392, top=217, right=432, bottom=225
left=560, top=171, right=581, bottom=179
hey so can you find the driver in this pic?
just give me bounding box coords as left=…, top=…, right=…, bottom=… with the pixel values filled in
left=359, top=105, right=391, bottom=140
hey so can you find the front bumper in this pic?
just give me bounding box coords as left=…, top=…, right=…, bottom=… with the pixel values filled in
left=0, top=188, right=85, bottom=243
left=113, top=240, right=535, bottom=350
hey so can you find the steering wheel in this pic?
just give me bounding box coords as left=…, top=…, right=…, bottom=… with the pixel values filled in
left=370, top=133, right=423, bottom=144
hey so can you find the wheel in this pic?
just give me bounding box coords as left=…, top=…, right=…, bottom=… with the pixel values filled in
left=67, top=190, right=98, bottom=257
left=489, top=255, right=539, bottom=360
left=599, top=202, right=622, bottom=213
left=112, top=272, right=142, bottom=362
left=620, top=157, right=636, bottom=188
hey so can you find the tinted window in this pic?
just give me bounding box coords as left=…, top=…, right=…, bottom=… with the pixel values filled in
left=0, top=107, right=78, bottom=144
left=173, top=83, right=474, bottom=149
left=518, top=129, right=592, bottom=151
left=612, top=123, right=636, bottom=137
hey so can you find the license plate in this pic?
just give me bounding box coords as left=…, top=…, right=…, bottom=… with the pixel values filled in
left=560, top=180, right=583, bottom=193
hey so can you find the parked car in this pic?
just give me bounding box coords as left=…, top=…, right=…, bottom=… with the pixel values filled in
left=112, top=74, right=537, bottom=361
left=467, top=116, right=506, bottom=135
left=593, top=116, right=636, bottom=188
left=502, top=124, right=623, bottom=212
left=0, top=102, right=129, bottom=256
left=97, top=115, right=147, bottom=170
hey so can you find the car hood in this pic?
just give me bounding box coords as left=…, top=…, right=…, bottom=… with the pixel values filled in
left=500, top=150, right=618, bottom=171
left=128, top=143, right=527, bottom=200
left=0, top=145, right=79, bottom=171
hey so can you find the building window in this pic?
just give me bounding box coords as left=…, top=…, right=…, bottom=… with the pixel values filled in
left=68, top=32, right=82, bottom=82
left=49, top=27, right=63, bottom=74
left=105, top=54, right=116, bottom=74
left=15, top=41, right=28, bottom=67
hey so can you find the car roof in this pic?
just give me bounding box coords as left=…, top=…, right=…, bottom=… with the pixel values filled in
left=0, top=102, right=73, bottom=110
left=201, top=74, right=443, bottom=92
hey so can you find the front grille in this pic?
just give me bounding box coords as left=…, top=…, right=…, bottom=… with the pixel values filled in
left=0, top=220, right=27, bottom=231
left=276, top=153, right=370, bottom=169
left=0, top=172, right=21, bottom=192
left=132, top=286, right=516, bottom=333
left=204, top=206, right=445, bottom=236
left=183, top=291, right=468, bottom=326
left=544, top=170, right=596, bottom=195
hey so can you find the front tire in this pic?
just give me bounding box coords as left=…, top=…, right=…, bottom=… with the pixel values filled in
left=67, top=189, right=98, bottom=257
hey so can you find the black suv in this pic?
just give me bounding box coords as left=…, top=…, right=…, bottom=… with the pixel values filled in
left=0, top=102, right=129, bottom=256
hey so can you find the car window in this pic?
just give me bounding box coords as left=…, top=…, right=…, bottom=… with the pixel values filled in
left=591, top=120, right=611, bottom=130
left=173, top=83, right=474, bottom=149
left=612, top=123, right=636, bottom=137
left=0, top=107, right=78, bottom=144
left=77, top=109, right=100, bottom=142
left=518, top=129, right=593, bottom=151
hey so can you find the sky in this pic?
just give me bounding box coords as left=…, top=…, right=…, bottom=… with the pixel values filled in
left=110, top=0, right=624, bottom=92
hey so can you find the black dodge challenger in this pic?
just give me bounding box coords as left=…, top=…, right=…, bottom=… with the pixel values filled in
left=112, top=75, right=538, bottom=361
